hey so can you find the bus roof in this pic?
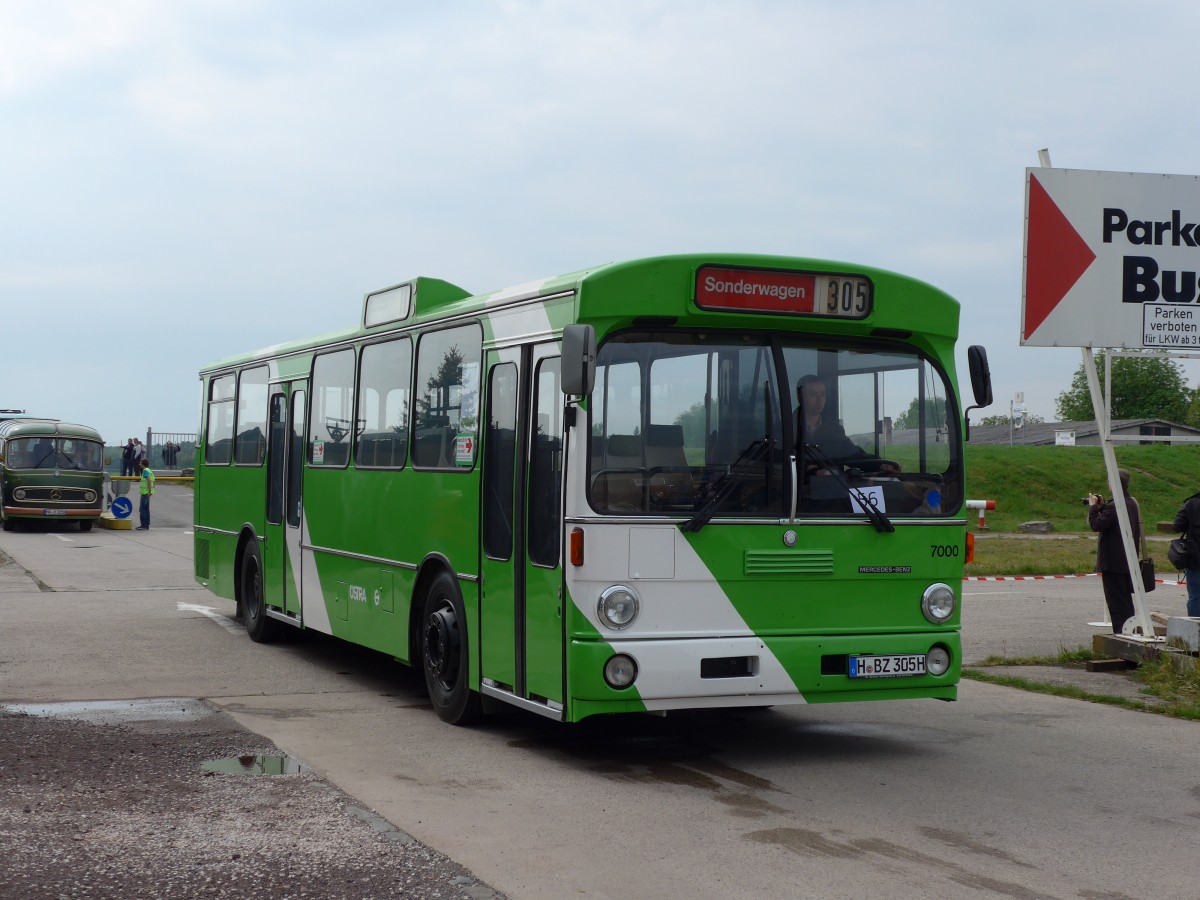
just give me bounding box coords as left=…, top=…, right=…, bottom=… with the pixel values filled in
left=199, top=253, right=960, bottom=374
left=0, top=419, right=104, bottom=442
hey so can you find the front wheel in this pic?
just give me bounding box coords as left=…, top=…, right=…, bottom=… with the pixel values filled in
left=79, top=520, right=94, bottom=532
left=421, top=572, right=481, bottom=725
left=240, top=543, right=280, bottom=643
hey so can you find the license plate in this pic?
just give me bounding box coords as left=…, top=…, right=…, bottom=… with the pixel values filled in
left=849, top=653, right=926, bottom=678
left=43, top=509, right=67, bottom=516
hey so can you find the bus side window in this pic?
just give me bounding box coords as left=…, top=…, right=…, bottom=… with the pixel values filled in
left=356, top=338, right=411, bottom=470
left=412, top=322, right=482, bottom=471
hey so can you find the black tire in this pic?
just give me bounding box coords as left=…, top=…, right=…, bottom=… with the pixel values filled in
left=240, top=543, right=280, bottom=643
left=1, top=517, right=12, bottom=532
left=79, top=520, right=94, bottom=533
left=421, top=572, right=481, bottom=725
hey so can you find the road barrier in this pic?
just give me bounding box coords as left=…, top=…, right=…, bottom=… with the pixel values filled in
left=966, top=498, right=996, bottom=530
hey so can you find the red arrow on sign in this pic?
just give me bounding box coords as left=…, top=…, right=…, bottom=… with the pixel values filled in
left=1024, top=172, right=1096, bottom=340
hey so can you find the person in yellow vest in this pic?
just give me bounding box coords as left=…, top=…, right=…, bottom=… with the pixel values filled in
left=136, top=458, right=156, bottom=530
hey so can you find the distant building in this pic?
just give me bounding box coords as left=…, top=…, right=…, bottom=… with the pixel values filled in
left=967, top=419, right=1200, bottom=446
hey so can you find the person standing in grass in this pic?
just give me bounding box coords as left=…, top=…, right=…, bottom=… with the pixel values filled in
left=1172, top=491, right=1200, bottom=617
left=136, top=458, right=155, bottom=530
left=1087, top=469, right=1140, bottom=634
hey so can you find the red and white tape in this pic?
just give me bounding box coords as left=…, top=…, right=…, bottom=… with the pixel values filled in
left=965, top=573, right=1181, bottom=585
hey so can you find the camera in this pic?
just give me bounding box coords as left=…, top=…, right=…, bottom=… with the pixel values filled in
left=1080, top=494, right=1102, bottom=505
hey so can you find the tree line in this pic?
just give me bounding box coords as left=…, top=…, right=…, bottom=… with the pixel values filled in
left=981, top=350, right=1199, bottom=428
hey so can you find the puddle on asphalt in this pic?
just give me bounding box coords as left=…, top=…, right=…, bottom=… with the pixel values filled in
left=2, top=698, right=212, bottom=724
left=202, top=753, right=306, bottom=776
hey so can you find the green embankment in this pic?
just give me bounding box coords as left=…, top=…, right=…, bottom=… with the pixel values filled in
left=964, top=444, right=1200, bottom=576
left=966, top=444, right=1200, bottom=532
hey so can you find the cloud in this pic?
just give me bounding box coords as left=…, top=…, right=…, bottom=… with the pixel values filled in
left=6, top=0, right=1200, bottom=438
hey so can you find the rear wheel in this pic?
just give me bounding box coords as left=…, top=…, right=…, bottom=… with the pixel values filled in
left=421, top=572, right=481, bottom=725
left=240, top=543, right=280, bottom=643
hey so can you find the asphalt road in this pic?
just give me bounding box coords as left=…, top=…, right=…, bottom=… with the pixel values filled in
left=3, top=486, right=1199, bottom=898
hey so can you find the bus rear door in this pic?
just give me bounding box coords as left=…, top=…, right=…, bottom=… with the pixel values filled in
left=263, top=381, right=305, bottom=619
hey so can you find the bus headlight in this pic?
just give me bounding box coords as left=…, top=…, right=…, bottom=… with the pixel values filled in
left=926, top=645, right=951, bottom=676
left=921, top=583, right=956, bottom=624
left=84, top=490, right=96, bottom=502
left=598, top=585, right=640, bottom=630
left=604, top=654, right=638, bottom=689
left=14, top=488, right=26, bottom=500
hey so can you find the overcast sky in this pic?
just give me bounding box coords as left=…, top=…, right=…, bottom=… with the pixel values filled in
left=4, top=0, right=1197, bottom=443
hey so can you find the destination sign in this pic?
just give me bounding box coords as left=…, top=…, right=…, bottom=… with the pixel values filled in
left=695, top=266, right=872, bottom=318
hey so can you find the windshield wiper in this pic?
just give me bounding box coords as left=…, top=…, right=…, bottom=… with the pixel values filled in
left=804, top=443, right=894, bottom=534
left=681, top=437, right=771, bottom=533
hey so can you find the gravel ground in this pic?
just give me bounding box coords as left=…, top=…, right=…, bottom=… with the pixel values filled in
left=0, top=701, right=504, bottom=900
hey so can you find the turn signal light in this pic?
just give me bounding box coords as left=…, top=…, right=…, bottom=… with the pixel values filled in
left=966, top=531, right=975, bottom=564
left=570, top=527, right=584, bottom=567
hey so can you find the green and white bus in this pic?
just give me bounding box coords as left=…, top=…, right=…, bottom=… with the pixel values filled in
left=0, top=418, right=106, bottom=532
left=194, top=254, right=991, bottom=724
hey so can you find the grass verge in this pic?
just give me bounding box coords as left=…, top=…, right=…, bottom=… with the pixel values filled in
left=964, top=646, right=1200, bottom=720
left=966, top=536, right=1103, bottom=578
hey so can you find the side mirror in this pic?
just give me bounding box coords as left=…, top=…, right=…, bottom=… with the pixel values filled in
left=963, top=345, right=993, bottom=441
left=967, top=345, right=993, bottom=408
left=560, top=324, right=596, bottom=396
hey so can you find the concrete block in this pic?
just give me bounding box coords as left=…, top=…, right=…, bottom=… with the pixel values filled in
left=98, top=512, right=131, bottom=531
left=1165, top=617, right=1200, bottom=654
left=1086, top=658, right=1137, bottom=672
left=1018, top=521, right=1055, bottom=533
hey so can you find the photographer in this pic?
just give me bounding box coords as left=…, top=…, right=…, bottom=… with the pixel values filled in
left=1087, top=469, right=1140, bottom=634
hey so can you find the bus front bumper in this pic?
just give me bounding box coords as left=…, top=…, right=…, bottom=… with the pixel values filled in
left=568, top=631, right=960, bottom=715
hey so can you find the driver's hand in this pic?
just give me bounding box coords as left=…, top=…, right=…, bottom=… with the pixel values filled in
left=879, top=462, right=901, bottom=475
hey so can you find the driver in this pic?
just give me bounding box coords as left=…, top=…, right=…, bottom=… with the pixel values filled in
left=796, top=375, right=900, bottom=476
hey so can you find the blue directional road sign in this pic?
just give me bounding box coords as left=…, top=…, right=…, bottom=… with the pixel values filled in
left=111, top=496, right=133, bottom=519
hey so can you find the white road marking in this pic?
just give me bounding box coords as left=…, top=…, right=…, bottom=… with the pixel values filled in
left=177, top=601, right=243, bottom=635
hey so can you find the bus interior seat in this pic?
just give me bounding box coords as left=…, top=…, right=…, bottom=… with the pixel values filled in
left=413, top=427, right=458, bottom=468
left=321, top=441, right=349, bottom=467
left=644, top=424, right=685, bottom=465
left=644, top=423, right=693, bottom=502
left=605, top=434, right=642, bottom=469
left=593, top=434, right=643, bottom=510
left=357, top=434, right=383, bottom=467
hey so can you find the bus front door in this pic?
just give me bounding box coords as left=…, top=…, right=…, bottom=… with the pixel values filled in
left=263, top=381, right=305, bottom=619
left=480, top=345, right=564, bottom=711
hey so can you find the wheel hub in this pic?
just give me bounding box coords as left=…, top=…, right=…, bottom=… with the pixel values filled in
left=424, top=607, right=459, bottom=683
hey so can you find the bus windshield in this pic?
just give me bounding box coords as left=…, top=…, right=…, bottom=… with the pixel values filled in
left=587, top=330, right=960, bottom=520
left=6, top=437, right=104, bottom=472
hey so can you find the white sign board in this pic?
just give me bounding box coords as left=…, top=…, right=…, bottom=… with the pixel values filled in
left=1055, top=430, right=1076, bottom=446
left=849, top=484, right=886, bottom=515
left=1021, top=167, right=1200, bottom=348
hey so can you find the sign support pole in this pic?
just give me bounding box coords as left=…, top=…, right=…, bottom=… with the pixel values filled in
left=1081, top=346, right=1155, bottom=639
